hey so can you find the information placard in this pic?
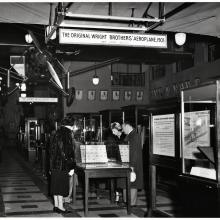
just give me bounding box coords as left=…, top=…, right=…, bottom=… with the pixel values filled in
left=119, top=144, right=129, bottom=163
left=183, top=110, right=210, bottom=160
left=80, top=145, right=108, bottom=163
left=153, top=114, right=175, bottom=157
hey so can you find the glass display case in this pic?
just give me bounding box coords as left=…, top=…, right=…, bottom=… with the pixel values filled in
left=77, top=143, right=130, bottom=169
left=24, top=118, right=38, bottom=162
left=121, top=104, right=148, bottom=128
left=147, top=98, right=181, bottom=217
left=181, top=82, right=217, bottom=180
left=99, top=109, right=122, bottom=128
left=66, top=113, right=101, bottom=143
left=179, top=80, right=220, bottom=217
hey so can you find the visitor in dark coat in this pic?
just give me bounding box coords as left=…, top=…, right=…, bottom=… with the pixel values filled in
left=108, top=122, right=126, bottom=203
left=119, top=121, right=144, bottom=206
left=106, top=122, right=126, bottom=160
left=50, top=126, right=75, bottom=214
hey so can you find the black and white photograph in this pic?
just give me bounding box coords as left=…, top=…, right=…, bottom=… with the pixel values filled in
left=0, top=1, right=219, bottom=218
left=75, top=89, right=83, bottom=101
left=112, top=90, right=120, bottom=101
left=124, top=90, right=132, bottom=101
left=88, top=90, right=96, bottom=101
left=100, top=90, right=108, bottom=101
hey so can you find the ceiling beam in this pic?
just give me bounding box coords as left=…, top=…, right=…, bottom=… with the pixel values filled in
left=65, top=12, right=163, bottom=23
left=68, top=57, right=120, bottom=78
left=159, top=3, right=165, bottom=19
left=147, top=2, right=195, bottom=31
left=108, top=2, right=112, bottom=16
left=142, top=3, right=152, bottom=18
left=60, top=22, right=149, bottom=31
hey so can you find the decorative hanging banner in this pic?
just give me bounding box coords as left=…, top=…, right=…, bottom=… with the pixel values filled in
left=59, top=29, right=167, bottom=48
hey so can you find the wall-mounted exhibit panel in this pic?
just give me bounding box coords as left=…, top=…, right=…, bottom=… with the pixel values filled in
left=152, top=114, right=175, bottom=157
left=147, top=99, right=181, bottom=217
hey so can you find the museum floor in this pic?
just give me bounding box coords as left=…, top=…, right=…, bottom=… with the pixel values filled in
left=0, top=147, right=181, bottom=217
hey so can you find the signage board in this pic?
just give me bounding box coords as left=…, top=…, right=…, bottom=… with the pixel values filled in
left=59, top=29, right=167, bottom=48
left=19, top=97, right=58, bottom=103
left=153, top=114, right=175, bottom=157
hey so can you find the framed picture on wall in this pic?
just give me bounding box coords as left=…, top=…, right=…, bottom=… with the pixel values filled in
left=112, top=90, right=120, bottom=101
left=136, top=90, right=144, bottom=101
left=124, top=90, right=132, bottom=101
left=88, top=90, right=96, bottom=101
left=76, top=90, right=83, bottom=100
left=100, top=90, right=108, bottom=101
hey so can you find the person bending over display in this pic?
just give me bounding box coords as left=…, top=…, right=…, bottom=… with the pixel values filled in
left=109, top=122, right=126, bottom=203
left=118, top=121, right=144, bottom=207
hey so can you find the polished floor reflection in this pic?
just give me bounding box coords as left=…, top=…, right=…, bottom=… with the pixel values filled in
left=0, top=148, right=180, bottom=217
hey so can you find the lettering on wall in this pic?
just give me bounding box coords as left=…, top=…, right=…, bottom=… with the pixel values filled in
left=151, top=78, right=200, bottom=99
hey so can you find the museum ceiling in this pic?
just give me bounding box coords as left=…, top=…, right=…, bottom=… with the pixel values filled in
left=0, top=2, right=220, bottom=86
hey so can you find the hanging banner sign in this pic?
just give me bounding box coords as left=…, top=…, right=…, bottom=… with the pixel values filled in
left=59, top=29, right=167, bottom=48
left=19, top=97, right=58, bottom=103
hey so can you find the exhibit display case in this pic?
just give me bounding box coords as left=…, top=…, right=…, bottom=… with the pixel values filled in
left=73, top=142, right=131, bottom=216
left=77, top=143, right=130, bottom=169
left=66, top=113, right=102, bottom=143
left=99, top=109, right=122, bottom=128
left=181, top=82, right=216, bottom=179
left=179, top=81, right=220, bottom=216
left=147, top=98, right=181, bottom=217
left=24, top=118, right=38, bottom=162
left=121, top=105, right=148, bottom=128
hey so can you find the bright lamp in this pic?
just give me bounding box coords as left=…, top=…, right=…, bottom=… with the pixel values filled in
left=20, top=82, right=26, bottom=92
left=92, top=73, right=99, bottom=85
left=25, top=34, right=33, bottom=43
left=175, top=32, right=186, bottom=46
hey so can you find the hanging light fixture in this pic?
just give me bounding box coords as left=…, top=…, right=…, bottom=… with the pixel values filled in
left=20, top=82, right=26, bottom=92
left=175, top=32, right=186, bottom=46
left=92, top=65, right=99, bottom=85
left=25, top=33, right=33, bottom=43
left=92, top=73, right=99, bottom=85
